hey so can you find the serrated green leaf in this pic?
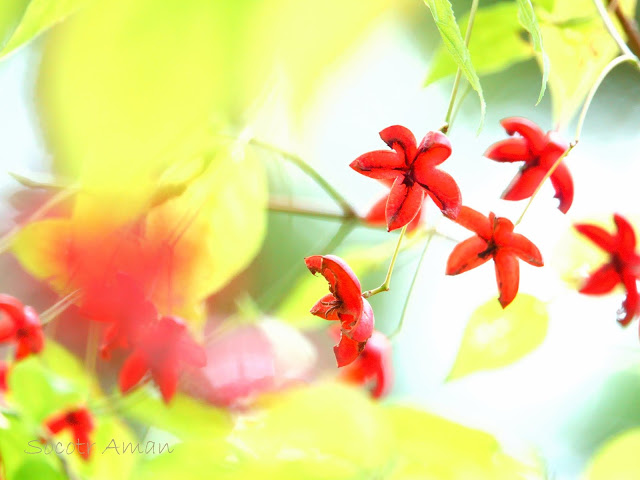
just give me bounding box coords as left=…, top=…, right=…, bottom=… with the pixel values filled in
left=516, top=0, right=549, bottom=103
left=447, top=294, right=549, bottom=380
left=0, top=0, right=92, bottom=60
left=585, top=428, right=640, bottom=479
left=423, top=0, right=485, bottom=128
left=426, top=2, right=533, bottom=85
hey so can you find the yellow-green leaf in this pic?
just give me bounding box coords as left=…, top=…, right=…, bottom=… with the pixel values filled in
left=423, top=0, right=485, bottom=127
left=386, top=406, right=544, bottom=479
left=585, top=428, right=640, bottom=479
left=540, top=0, right=637, bottom=125
left=516, top=0, right=549, bottom=103
left=426, top=2, right=533, bottom=85
left=0, top=0, right=92, bottom=59
left=447, top=294, right=549, bottom=380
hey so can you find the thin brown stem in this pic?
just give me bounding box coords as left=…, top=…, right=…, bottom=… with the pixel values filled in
left=606, top=0, right=640, bottom=58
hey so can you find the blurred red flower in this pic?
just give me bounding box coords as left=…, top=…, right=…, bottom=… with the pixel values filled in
left=45, top=407, right=95, bottom=460
left=0, top=294, right=44, bottom=360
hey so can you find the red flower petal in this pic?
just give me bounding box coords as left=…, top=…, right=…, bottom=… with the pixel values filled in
left=574, top=224, right=617, bottom=253
left=614, top=214, right=637, bottom=253
left=119, top=349, right=149, bottom=394
left=304, top=255, right=363, bottom=320
left=349, top=299, right=374, bottom=343
left=386, top=177, right=424, bottom=232
left=45, top=414, right=68, bottom=434
left=0, top=361, right=7, bottom=392
left=153, top=360, right=179, bottom=403
left=484, top=137, right=531, bottom=162
left=502, top=166, right=547, bottom=201
left=414, top=168, right=461, bottom=219
left=549, top=161, right=574, bottom=214
left=494, top=250, right=520, bottom=308
left=379, top=125, right=417, bottom=165
left=619, top=270, right=639, bottom=326
left=413, top=131, right=452, bottom=168
left=454, top=206, right=492, bottom=240
left=350, top=151, right=406, bottom=180
left=500, top=117, right=547, bottom=153
left=579, top=263, right=620, bottom=295
left=333, top=334, right=364, bottom=368
left=340, top=330, right=393, bottom=399
left=365, top=195, right=422, bottom=232
left=0, top=295, right=25, bottom=324
left=507, top=233, right=543, bottom=266
left=446, top=236, right=492, bottom=275
left=310, top=293, right=341, bottom=320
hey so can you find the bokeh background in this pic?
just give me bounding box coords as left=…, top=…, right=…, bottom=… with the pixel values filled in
left=2, top=0, right=640, bottom=478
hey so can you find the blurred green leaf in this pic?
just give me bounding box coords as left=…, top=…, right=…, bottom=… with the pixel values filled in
left=534, top=0, right=554, bottom=11
left=516, top=0, right=549, bottom=103
left=386, top=406, right=542, bottom=478
left=0, top=0, right=92, bottom=59
left=8, top=342, right=90, bottom=423
left=423, top=0, right=485, bottom=126
left=426, top=2, right=533, bottom=85
left=0, top=415, right=65, bottom=480
left=585, top=428, right=640, bottom=479
left=540, top=0, right=637, bottom=125
left=122, top=390, right=232, bottom=441
left=447, top=294, right=549, bottom=380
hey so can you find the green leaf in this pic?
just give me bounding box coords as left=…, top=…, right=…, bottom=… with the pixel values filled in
left=516, top=0, right=549, bottom=104
left=423, top=0, right=485, bottom=127
left=121, top=390, right=232, bottom=441
left=447, top=294, right=549, bottom=380
left=534, top=0, right=554, bottom=12
left=426, top=2, right=533, bottom=85
left=386, top=406, right=543, bottom=478
left=0, top=0, right=91, bottom=60
left=540, top=0, right=637, bottom=124
left=8, top=343, right=90, bottom=423
left=585, top=428, right=640, bottom=479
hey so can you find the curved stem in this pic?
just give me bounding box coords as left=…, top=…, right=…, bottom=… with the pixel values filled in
left=389, top=231, right=435, bottom=340
left=575, top=54, right=638, bottom=140
left=362, top=225, right=407, bottom=298
left=592, top=0, right=638, bottom=59
left=516, top=54, right=638, bottom=227
left=248, top=138, right=358, bottom=218
left=40, top=289, right=83, bottom=325
left=442, top=0, right=480, bottom=134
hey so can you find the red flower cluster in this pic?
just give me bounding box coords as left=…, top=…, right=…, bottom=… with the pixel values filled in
left=45, top=407, right=95, bottom=460
left=0, top=294, right=44, bottom=360
left=446, top=206, right=543, bottom=308
left=305, top=255, right=375, bottom=366
left=485, top=117, right=574, bottom=213
left=350, top=125, right=461, bottom=231
left=575, top=214, right=640, bottom=326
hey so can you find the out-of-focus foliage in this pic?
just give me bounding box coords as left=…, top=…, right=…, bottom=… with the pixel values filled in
left=0, top=0, right=91, bottom=59
left=426, top=2, right=533, bottom=85
left=447, top=294, right=549, bottom=380
left=516, top=0, right=549, bottom=103
left=11, top=143, right=266, bottom=324
left=584, top=428, right=640, bottom=479
left=423, top=0, right=485, bottom=123
left=540, top=0, right=637, bottom=125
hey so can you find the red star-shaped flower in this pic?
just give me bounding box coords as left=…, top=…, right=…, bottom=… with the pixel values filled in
left=0, top=294, right=44, bottom=360
left=45, top=407, right=95, bottom=460
left=119, top=315, right=207, bottom=403
left=350, top=125, right=462, bottom=231
left=446, top=206, right=543, bottom=308
left=305, top=255, right=374, bottom=367
left=575, top=214, right=640, bottom=326
left=485, top=117, right=574, bottom=213
left=337, top=329, right=393, bottom=399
